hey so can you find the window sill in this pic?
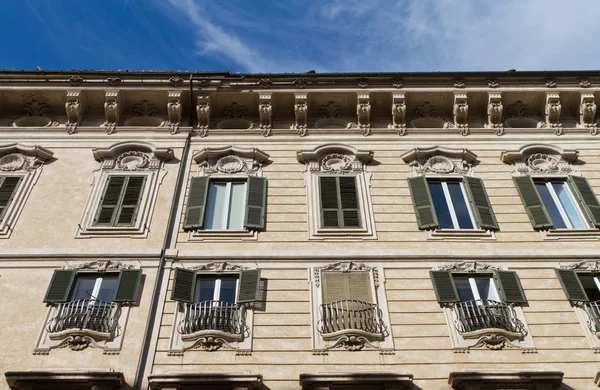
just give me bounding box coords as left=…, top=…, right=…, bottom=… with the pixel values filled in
left=311, top=227, right=377, bottom=240
left=75, top=225, right=149, bottom=239
left=426, top=228, right=496, bottom=241
left=187, top=229, right=258, bottom=241
left=541, top=228, right=600, bottom=240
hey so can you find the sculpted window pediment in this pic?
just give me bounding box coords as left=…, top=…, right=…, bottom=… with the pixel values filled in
left=500, top=143, right=578, bottom=174
left=401, top=145, right=477, bottom=176
left=296, top=144, right=373, bottom=173
left=192, top=146, right=269, bottom=177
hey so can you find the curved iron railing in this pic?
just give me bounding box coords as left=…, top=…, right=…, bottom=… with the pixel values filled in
left=47, top=299, right=121, bottom=334
left=454, top=299, right=527, bottom=336
left=318, top=299, right=384, bottom=335
left=178, top=300, right=245, bottom=335
left=584, top=300, right=600, bottom=333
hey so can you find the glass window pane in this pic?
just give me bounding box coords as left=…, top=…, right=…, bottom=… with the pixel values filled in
left=454, top=278, right=475, bottom=302
left=97, top=275, right=118, bottom=302
left=204, top=183, right=226, bottom=230
left=536, top=182, right=567, bottom=229
left=552, top=182, right=587, bottom=229
left=195, top=277, right=216, bottom=303
left=579, top=274, right=600, bottom=302
left=227, top=182, right=247, bottom=229
left=428, top=182, right=453, bottom=229
left=218, top=277, right=238, bottom=304
left=474, top=278, right=496, bottom=301
left=70, top=276, right=97, bottom=301
left=447, top=182, right=474, bottom=229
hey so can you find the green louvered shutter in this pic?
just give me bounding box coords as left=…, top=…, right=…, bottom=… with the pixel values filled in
left=94, top=176, right=126, bottom=226
left=555, top=268, right=589, bottom=302
left=44, top=270, right=76, bottom=303
left=244, top=176, right=267, bottom=229
left=339, top=176, right=360, bottom=227
left=430, top=271, right=459, bottom=303
left=116, top=176, right=146, bottom=226
left=320, top=176, right=341, bottom=227
left=113, top=269, right=142, bottom=302
left=183, top=176, right=209, bottom=230
left=0, top=176, right=22, bottom=221
left=464, top=176, right=499, bottom=231
left=494, top=271, right=527, bottom=304
left=408, top=176, right=439, bottom=230
left=568, top=175, right=600, bottom=228
left=171, top=268, right=196, bottom=303
left=513, top=176, right=553, bottom=230
left=237, top=269, right=261, bottom=303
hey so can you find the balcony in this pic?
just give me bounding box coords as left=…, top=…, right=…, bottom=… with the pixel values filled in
left=177, top=300, right=246, bottom=351
left=454, top=299, right=527, bottom=340
left=583, top=301, right=600, bottom=336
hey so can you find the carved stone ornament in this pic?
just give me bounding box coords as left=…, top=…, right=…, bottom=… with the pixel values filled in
left=258, top=94, right=272, bottom=137
left=106, top=76, right=121, bottom=86
left=388, top=93, right=407, bottom=135
left=357, top=78, right=368, bottom=88
left=48, top=332, right=117, bottom=352
left=193, top=146, right=269, bottom=178
left=453, top=78, right=466, bottom=88
left=291, top=93, right=308, bottom=136
left=65, top=91, right=83, bottom=134
left=559, top=261, right=600, bottom=272
left=0, top=153, right=27, bottom=171
left=196, top=95, right=210, bottom=137
left=214, top=102, right=258, bottom=130
left=169, top=76, right=184, bottom=85
left=526, top=153, right=560, bottom=173
left=186, top=336, right=240, bottom=352
left=0, top=144, right=53, bottom=172
left=485, top=92, right=504, bottom=135
left=543, top=77, right=557, bottom=88
left=486, top=78, right=499, bottom=88
left=324, top=334, right=380, bottom=351
left=190, top=262, right=248, bottom=272
left=544, top=93, right=563, bottom=135
left=68, top=260, right=135, bottom=271
left=313, top=262, right=379, bottom=288
left=93, top=141, right=172, bottom=171
left=198, top=154, right=259, bottom=176
left=466, top=333, right=522, bottom=350
left=438, top=261, right=501, bottom=272
left=67, top=75, right=84, bottom=86
left=577, top=93, right=598, bottom=135
left=320, top=153, right=353, bottom=173
left=115, top=151, right=150, bottom=171
left=500, top=144, right=578, bottom=175
left=312, top=101, right=352, bottom=129
left=410, top=155, right=471, bottom=175
left=579, top=78, right=592, bottom=88
left=166, top=91, right=182, bottom=134
left=10, top=92, right=59, bottom=127
left=356, top=93, right=371, bottom=136
left=392, top=77, right=403, bottom=88
left=257, top=78, right=273, bottom=88
left=453, top=93, right=469, bottom=136
left=505, top=101, right=545, bottom=129
left=103, top=91, right=120, bottom=134
left=411, top=102, right=453, bottom=129
left=293, top=78, right=308, bottom=89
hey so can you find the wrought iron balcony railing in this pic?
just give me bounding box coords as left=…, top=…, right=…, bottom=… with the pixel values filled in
left=178, top=300, right=245, bottom=335
left=47, top=299, right=121, bottom=334
left=454, top=299, right=527, bottom=336
left=583, top=300, right=600, bottom=334
left=318, top=299, right=385, bottom=335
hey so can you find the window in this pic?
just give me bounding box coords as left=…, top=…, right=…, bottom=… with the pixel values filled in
left=408, top=176, right=498, bottom=231
left=93, top=175, right=146, bottom=227
left=0, top=175, right=22, bottom=221
left=514, top=175, right=600, bottom=230
left=319, top=176, right=360, bottom=228
left=168, top=265, right=261, bottom=353
left=430, top=265, right=535, bottom=351
left=35, top=265, right=141, bottom=353
left=183, top=176, right=266, bottom=231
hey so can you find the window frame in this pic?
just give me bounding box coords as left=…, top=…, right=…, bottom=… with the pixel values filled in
left=427, top=178, right=477, bottom=230
left=92, top=174, right=148, bottom=228
left=532, top=176, right=590, bottom=229
left=318, top=174, right=362, bottom=229
left=201, top=177, right=250, bottom=231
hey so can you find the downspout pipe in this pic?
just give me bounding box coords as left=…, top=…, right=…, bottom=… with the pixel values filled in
left=133, top=74, right=194, bottom=390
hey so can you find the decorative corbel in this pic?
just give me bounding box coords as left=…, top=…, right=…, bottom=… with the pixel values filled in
left=292, top=93, right=308, bottom=136
left=485, top=92, right=504, bottom=136
left=388, top=92, right=406, bottom=135
left=65, top=90, right=83, bottom=135
left=544, top=92, right=562, bottom=135
left=196, top=94, right=210, bottom=137
left=577, top=92, right=598, bottom=135
left=453, top=92, right=468, bottom=136
left=166, top=91, right=182, bottom=135
left=258, top=93, right=272, bottom=137
left=103, top=90, right=120, bottom=135
left=356, top=92, right=371, bottom=136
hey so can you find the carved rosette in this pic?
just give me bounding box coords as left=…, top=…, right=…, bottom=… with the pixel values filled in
left=356, top=93, right=371, bottom=136
left=453, top=92, right=469, bottom=136
left=410, top=155, right=471, bottom=176
left=313, top=262, right=379, bottom=288
left=103, top=91, right=120, bottom=134
left=388, top=93, right=407, bottom=135
left=514, top=153, right=572, bottom=175
left=485, top=92, right=504, bottom=135
left=196, top=95, right=210, bottom=137
left=65, top=91, right=83, bottom=134
left=166, top=91, right=182, bottom=134
left=577, top=93, right=598, bottom=135
left=291, top=93, right=308, bottom=136
left=258, top=93, right=272, bottom=137
left=544, top=93, right=562, bottom=135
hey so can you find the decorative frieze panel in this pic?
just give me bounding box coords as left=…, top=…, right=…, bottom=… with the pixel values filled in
left=410, top=101, right=453, bottom=129
left=193, top=145, right=269, bottom=177
left=401, top=146, right=477, bottom=177
left=544, top=93, right=563, bottom=135
left=258, top=93, right=272, bottom=137
left=213, top=102, right=258, bottom=131
left=166, top=91, right=182, bottom=134
left=577, top=92, right=598, bottom=135
left=453, top=92, right=469, bottom=136
left=388, top=92, right=407, bottom=135
left=485, top=92, right=504, bottom=135
left=500, top=144, right=578, bottom=175
left=65, top=90, right=83, bottom=134
left=504, top=101, right=544, bottom=129
left=196, top=94, right=210, bottom=137
left=291, top=93, right=308, bottom=136
left=103, top=90, right=120, bottom=134
left=10, top=92, right=59, bottom=128
left=124, top=100, right=165, bottom=127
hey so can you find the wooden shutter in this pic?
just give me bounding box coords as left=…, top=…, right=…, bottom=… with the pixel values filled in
left=183, top=176, right=209, bottom=230
left=171, top=268, right=196, bottom=303
left=513, top=176, right=553, bottom=230
left=430, top=271, right=459, bottom=303
left=464, top=176, right=499, bottom=231
left=237, top=269, right=261, bottom=303
left=494, top=270, right=527, bottom=304
left=0, top=176, right=21, bottom=220
left=244, top=176, right=267, bottom=229
left=44, top=270, right=76, bottom=303
left=339, top=176, right=360, bottom=227
left=555, top=268, right=588, bottom=302
left=116, top=176, right=146, bottom=226
left=320, top=176, right=341, bottom=227
left=113, top=269, right=142, bottom=302
left=408, top=176, right=439, bottom=230
left=568, top=175, right=600, bottom=228
left=348, top=272, right=373, bottom=303
left=322, top=272, right=349, bottom=304
left=94, top=176, right=126, bottom=225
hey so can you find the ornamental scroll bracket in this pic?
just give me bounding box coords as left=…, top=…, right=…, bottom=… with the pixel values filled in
left=453, top=92, right=469, bottom=136
left=196, top=94, right=210, bottom=137
left=356, top=92, right=371, bottom=136
left=65, top=90, right=83, bottom=135
left=544, top=92, right=563, bottom=135
left=258, top=93, right=272, bottom=137
left=577, top=92, right=598, bottom=135
left=103, top=90, right=121, bottom=135
left=388, top=92, right=407, bottom=135
left=485, top=92, right=504, bottom=136
left=166, top=91, right=182, bottom=135
left=292, top=93, right=308, bottom=136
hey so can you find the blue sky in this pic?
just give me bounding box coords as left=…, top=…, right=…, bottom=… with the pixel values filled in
left=1, top=0, right=599, bottom=73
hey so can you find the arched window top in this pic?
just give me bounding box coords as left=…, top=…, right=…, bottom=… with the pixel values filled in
left=296, top=143, right=374, bottom=171
left=92, top=141, right=173, bottom=164
left=401, top=145, right=477, bottom=177
left=500, top=143, right=578, bottom=165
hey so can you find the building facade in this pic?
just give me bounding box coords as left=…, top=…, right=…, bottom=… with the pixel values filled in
left=1, top=70, right=600, bottom=389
